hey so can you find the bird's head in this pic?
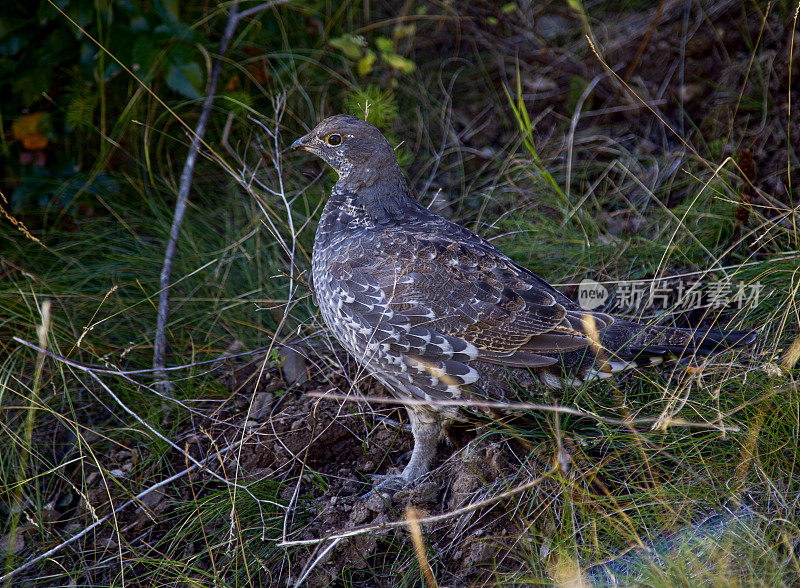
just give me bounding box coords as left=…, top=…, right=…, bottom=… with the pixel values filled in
left=290, top=114, right=399, bottom=184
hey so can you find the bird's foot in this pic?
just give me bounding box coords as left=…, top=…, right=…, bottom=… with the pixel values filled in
left=394, top=449, right=414, bottom=467
left=359, top=472, right=408, bottom=499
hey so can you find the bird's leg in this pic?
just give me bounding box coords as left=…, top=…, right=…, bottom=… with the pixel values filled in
left=399, top=406, right=442, bottom=483
left=363, top=406, right=442, bottom=497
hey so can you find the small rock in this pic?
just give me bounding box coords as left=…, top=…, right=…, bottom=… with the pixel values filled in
left=464, top=541, right=495, bottom=567
left=364, top=492, right=386, bottom=513
left=393, top=489, right=410, bottom=503
left=223, top=340, right=243, bottom=357
left=279, top=346, right=308, bottom=385
left=138, top=487, right=166, bottom=510
left=99, top=537, right=118, bottom=549
left=39, top=502, right=60, bottom=523
left=407, top=481, right=439, bottom=506
left=250, top=391, right=274, bottom=420
left=7, top=502, right=24, bottom=515
left=540, top=538, right=552, bottom=559
left=524, top=75, right=558, bottom=93
left=557, top=446, right=572, bottom=475
left=679, top=83, right=706, bottom=104
left=350, top=502, right=371, bottom=525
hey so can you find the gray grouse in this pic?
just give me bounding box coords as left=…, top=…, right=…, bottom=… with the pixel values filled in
left=291, top=114, right=755, bottom=487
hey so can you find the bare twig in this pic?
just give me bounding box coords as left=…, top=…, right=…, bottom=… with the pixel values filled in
left=12, top=337, right=240, bottom=427
left=12, top=330, right=327, bottom=382
left=86, top=368, right=284, bottom=510
left=153, top=0, right=291, bottom=392
left=153, top=1, right=241, bottom=392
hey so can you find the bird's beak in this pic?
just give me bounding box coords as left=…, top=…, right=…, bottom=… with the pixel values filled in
left=289, top=134, right=312, bottom=151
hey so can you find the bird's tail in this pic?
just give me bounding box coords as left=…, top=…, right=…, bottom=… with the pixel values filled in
left=548, top=320, right=756, bottom=385
left=681, top=327, right=757, bottom=354
left=628, top=324, right=757, bottom=359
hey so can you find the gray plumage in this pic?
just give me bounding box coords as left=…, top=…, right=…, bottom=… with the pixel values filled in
left=291, top=115, right=755, bottom=486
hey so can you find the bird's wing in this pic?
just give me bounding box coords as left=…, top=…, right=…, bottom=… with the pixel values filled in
left=325, top=229, right=613, bottom=401
left=368, top=231, right=613, bottom=361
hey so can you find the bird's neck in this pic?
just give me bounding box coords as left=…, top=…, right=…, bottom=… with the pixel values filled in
left=332, top=167, right=425, bottom=225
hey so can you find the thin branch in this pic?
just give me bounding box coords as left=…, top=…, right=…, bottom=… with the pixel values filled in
left=153, top=0, right=291, bottom=391
left=13, top=337, right=239, bottom=427
left=13, top=330, right=324, bottom=379
left=153, top=1, right=241, bottom=391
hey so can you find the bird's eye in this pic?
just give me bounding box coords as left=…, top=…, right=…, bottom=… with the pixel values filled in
left=326, top=134, right=342, bottom=146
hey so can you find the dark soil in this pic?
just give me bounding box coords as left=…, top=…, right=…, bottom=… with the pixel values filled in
left=213, top=348, right=558, bottom=586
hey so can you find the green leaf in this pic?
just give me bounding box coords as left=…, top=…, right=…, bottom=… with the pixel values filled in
left=374, top=36, right=394, bottom=54
left=356, top=49, right=376, bottom=76
left=329, top=34, right=365, bottom=60
left=166, top=60, right=203, bottom=99
left=382, top=53, right=415, bottom=74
